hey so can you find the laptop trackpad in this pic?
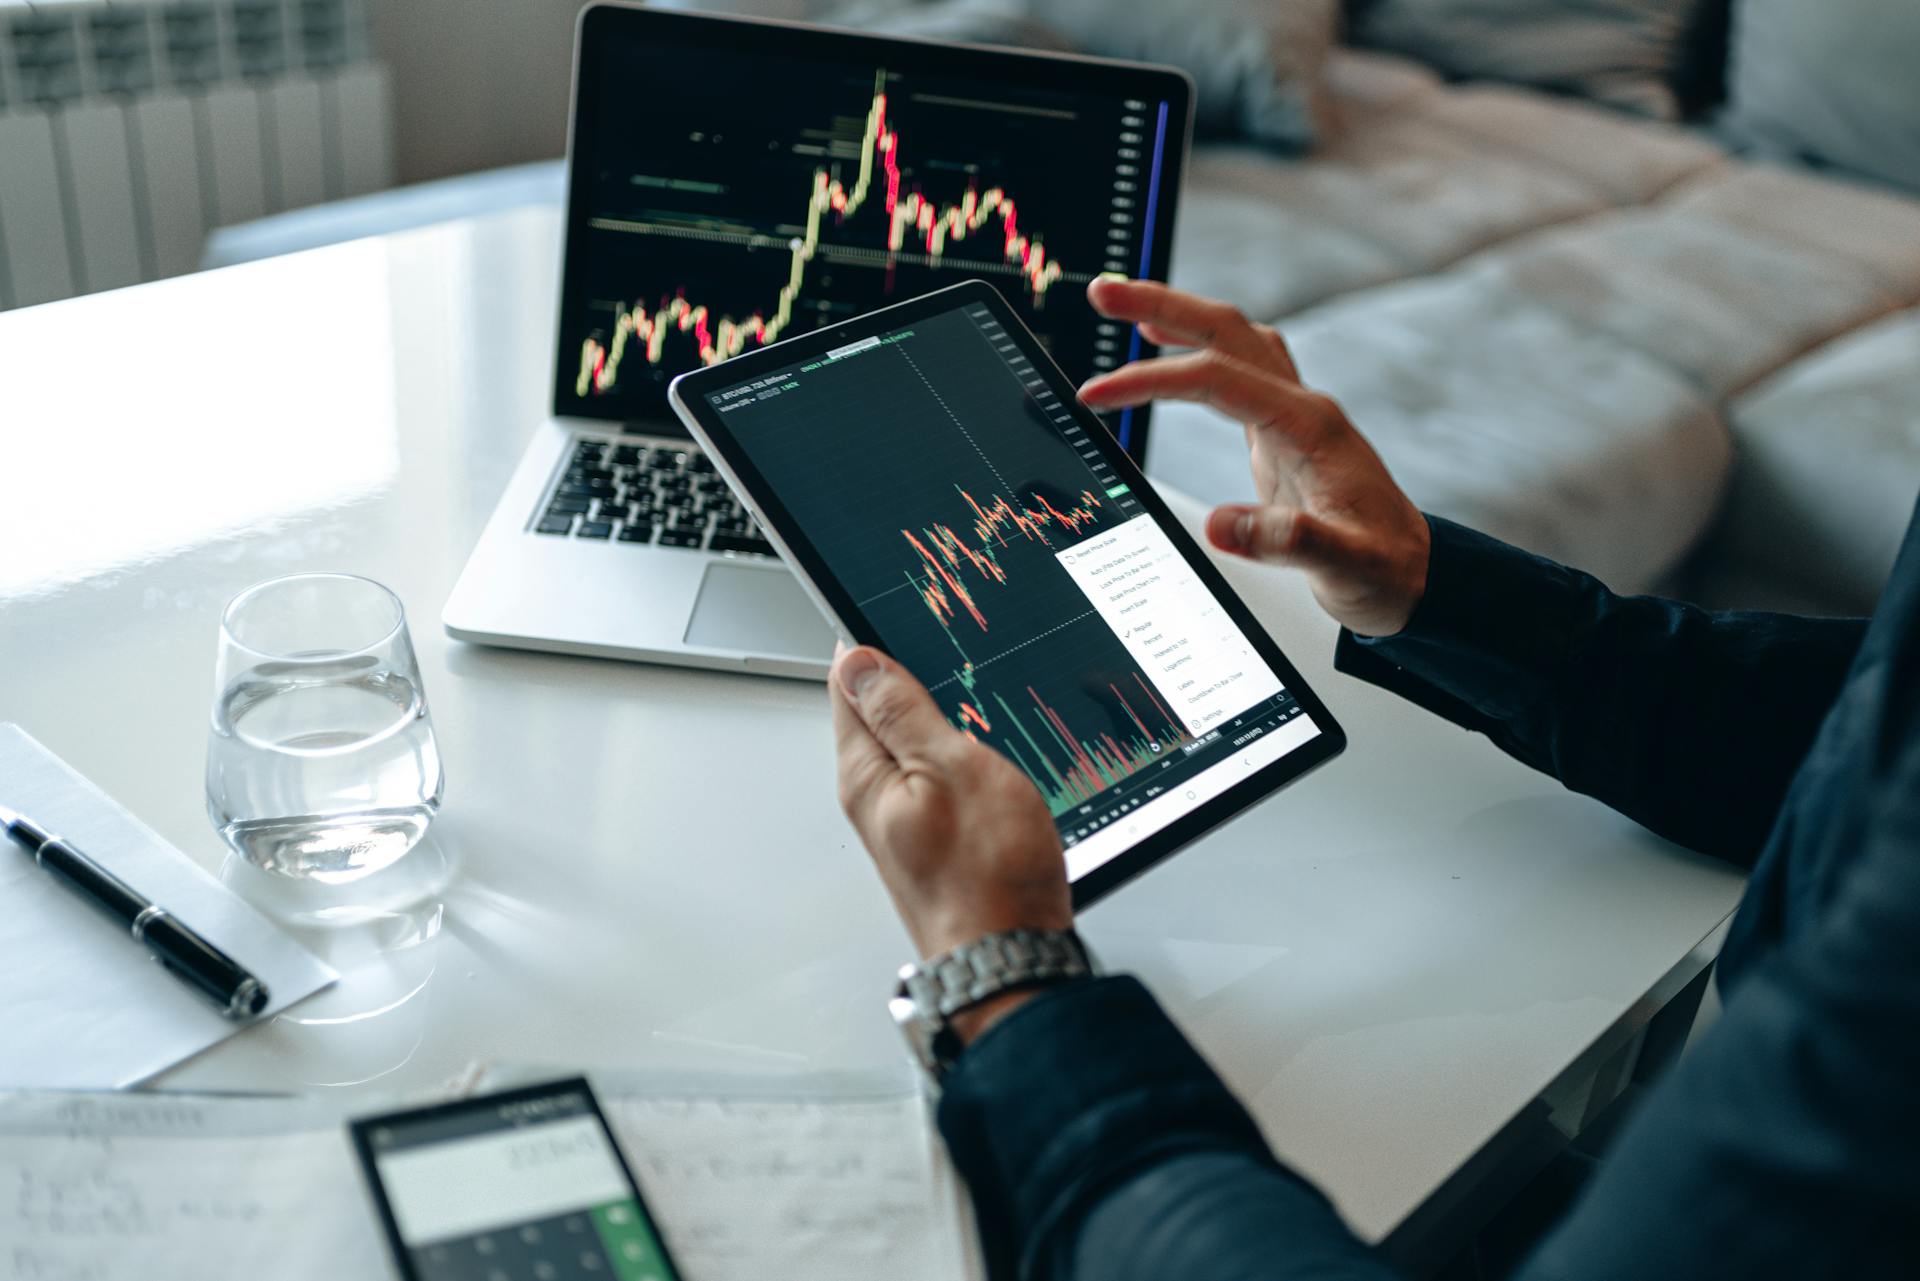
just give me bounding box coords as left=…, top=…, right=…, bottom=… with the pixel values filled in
left=683, top=562, right=836, bottom=661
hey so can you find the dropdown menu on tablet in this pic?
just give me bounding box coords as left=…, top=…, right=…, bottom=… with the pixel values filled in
left=1057, top=514, right=1285, bottom=737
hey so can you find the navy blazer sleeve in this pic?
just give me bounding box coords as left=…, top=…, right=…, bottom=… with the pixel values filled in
left=941, top=710, right=1920, bottom=1281
left=1334, top=517, right=1866, bottom=866
left=942, top=871, right=1920, bottom=1280
left=937, top=976, right=1401, bottom=1281
left=933, top=514, right=1916, bottom=1281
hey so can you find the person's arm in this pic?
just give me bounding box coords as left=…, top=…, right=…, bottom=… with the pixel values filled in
left=1076, top=279, right=1867, bottom=866
left=1510, top=780, right=1920, bottom=1278
left=947, top=816, right=1920, bottom=1281
left=939, top=976, right=1400, bottom=1281
left=827, top=643, right=1920, bottom=1281
left=828, top=643, right=1401, bottom=1281
left=1333, top=517, right=1866, bottom=866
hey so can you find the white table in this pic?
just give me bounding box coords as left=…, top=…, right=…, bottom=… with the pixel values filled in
left=0, top=208, right=1745, bottom=1265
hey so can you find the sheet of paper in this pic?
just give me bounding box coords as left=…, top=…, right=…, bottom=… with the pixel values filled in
left=0, top=1092, right=391, bottom=1281
left=0, top=1074, right=979, bottom=1281
left=596, top=1075, right=977, bottom=1281
left=0, top=723, right=337, bottom=1088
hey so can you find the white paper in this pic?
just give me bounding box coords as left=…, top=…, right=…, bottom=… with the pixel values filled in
left=0, top=1092, right=393, bottom=1281
left=0, top=723, right=337, bottom=1089
left=0, top=1075, right=979, bottom=1281
left=601, top=1082, right=976, bottom=1281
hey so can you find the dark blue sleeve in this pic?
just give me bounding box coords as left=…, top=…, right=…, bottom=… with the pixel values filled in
left=932, top=519, right=1907, bottom=1281
left=1512, top=778, right=1920, bottom=1277
left=941, top=919, right=1920, bottom=1281
left=1335, top=517, right=1867, bottom=866
left=937, top=976, right=1401, bottom=1281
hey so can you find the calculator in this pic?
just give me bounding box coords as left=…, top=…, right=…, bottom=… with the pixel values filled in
left=349, top=1077, right=680, bottom=1281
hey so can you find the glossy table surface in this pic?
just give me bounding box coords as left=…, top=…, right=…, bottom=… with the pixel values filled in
left=0, top=208, right=1746, bottom=1246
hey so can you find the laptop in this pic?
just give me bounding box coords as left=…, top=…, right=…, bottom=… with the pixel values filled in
left=442, top=2, right=1194, bottom=680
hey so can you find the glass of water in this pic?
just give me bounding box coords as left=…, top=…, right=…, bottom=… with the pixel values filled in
left=207, top=573, right=444, bottom=883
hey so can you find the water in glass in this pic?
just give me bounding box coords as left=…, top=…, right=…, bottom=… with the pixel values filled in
left=207, top=574, right=443, bottom=883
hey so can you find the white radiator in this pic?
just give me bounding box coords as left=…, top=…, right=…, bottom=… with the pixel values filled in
left=0, top=0, right=392, bottom=310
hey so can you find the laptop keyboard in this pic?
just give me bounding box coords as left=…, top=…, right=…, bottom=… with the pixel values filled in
left=533, top=437, right=775, bottom=557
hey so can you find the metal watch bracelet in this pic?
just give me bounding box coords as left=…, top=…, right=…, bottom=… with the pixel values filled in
left=889, top=927, right=1097, bottom=1080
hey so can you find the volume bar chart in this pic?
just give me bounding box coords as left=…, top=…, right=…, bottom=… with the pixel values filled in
left=948, top=661, right=1190, bottom=816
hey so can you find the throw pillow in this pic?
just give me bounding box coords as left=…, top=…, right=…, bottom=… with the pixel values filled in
left=1025, top=0, right=1339, bottom=149
left=1352, top=0, right=1706, bottom=119
left=795, top=0, right=1341, bottom=150
left=1720, top=0, right=1920, bottom=194
left=822, top=0, right=1075, bottom=53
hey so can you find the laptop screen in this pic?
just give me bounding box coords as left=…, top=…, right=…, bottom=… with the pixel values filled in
left=552, top=5, right=1191, bottom=460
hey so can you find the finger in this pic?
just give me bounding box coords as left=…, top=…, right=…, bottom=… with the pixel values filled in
left=830, top=652, right=900, bottom=827
left=1261, top=326, right=1301, bottom=381
left=1079, top=351, right=1331, bottom=458
left=1087, top=278, right=1279, bottom=371
left=1135, top=320, right=1186, bottom=349
left=833, top=646, right=959, bottom=770
left=1135, top=321, right=1303, bottom=387
left=1206, top=503, right=1358, bottom=569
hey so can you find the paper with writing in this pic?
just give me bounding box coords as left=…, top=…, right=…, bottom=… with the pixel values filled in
left=0, top=1092, right=390, bottom=1281
left=0, top=1075, right=977, bottom=1281
left=605, top=1090, right=974, bottom=1281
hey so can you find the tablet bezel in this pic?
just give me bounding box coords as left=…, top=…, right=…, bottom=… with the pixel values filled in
left=669, top=279, right=1346, bottom=906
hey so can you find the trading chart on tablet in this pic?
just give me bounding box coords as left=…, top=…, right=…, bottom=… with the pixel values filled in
left=560, top=35, right=1176, bottom=449
left=702, top=300, right=1320, bottom=869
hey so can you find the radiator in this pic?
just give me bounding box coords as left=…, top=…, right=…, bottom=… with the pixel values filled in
left=0, top=0, right=392, bottom=310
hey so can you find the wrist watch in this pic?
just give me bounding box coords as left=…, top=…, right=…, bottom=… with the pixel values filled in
left=889, top=927, right=1097, bottom=1082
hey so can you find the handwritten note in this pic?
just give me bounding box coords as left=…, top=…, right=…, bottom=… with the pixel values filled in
left=0, top=1093, right=388, bottom=1281
left=0, top=1078, right=976, bottom=1281
left=604, top=1092, right=974, bottom=1281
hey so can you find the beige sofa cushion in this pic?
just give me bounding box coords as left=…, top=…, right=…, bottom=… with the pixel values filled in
left=1713, top=310, right=1920, bottom=611
left=1150, top=271, right=1730, bottom=594
left=1169, top=54, right=1724, bottom=323
left=1467, top=196, right=1908, bottom=400
left=1663, top=164, right=1920, bottom=297
left=1154, top=54, right=1920, bottom=602
left=1352, top=0, right=1708, bottom=119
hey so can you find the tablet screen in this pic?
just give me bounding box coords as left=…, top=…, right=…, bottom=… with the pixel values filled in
left=689, top=289, right=1327, bottom=886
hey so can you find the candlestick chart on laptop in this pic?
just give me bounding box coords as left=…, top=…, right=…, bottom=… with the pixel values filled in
left=558, top=36, right=1173, bottom=445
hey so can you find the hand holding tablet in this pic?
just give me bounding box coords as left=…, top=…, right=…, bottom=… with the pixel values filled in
left=669, top=280, right=1344, bottom=905
left=829, top=642, right=1074, bottom=964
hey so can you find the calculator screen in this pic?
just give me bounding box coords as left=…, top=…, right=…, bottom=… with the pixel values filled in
left=361, top=1083, right=677, bottom=1281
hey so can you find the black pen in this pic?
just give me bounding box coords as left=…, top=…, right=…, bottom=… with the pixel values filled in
left=1, top=803, right=270, bottom=1019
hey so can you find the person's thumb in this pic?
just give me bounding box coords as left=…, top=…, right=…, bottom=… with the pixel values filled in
left=834, top=646, right=955, bottom=765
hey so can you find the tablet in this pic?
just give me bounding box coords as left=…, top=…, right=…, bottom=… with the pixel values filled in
left=669, top=280, right=1345, bottom=904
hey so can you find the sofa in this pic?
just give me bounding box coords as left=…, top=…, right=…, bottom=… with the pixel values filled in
left=1139, top=45, right=1920, bottom=616
left=204, top=7, right=1920, bottom=618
